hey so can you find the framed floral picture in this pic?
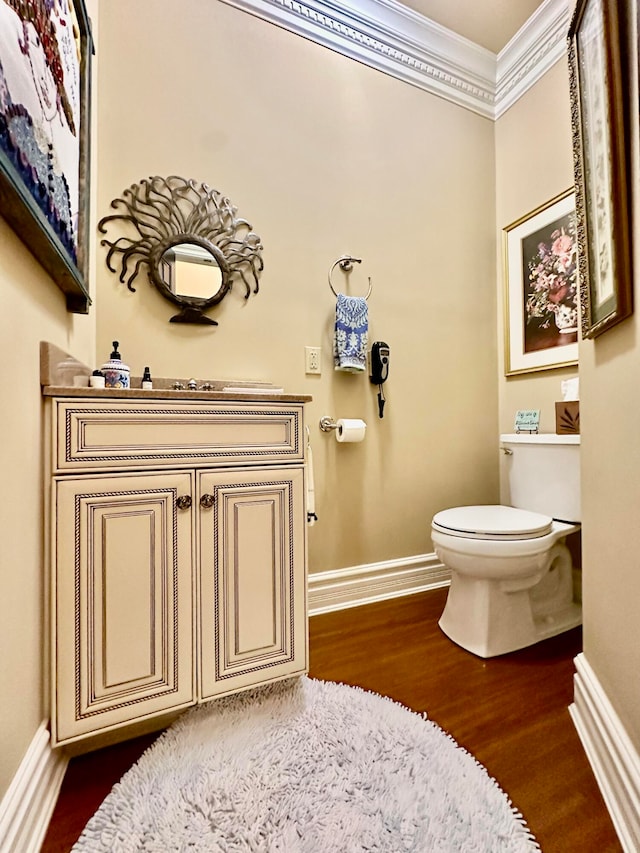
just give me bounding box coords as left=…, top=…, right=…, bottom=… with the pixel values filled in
left=503, top=190, right=579, bottom=376
left=0, top=0, right=93, bottom=313
left=568, top=0, right=632, bottom=338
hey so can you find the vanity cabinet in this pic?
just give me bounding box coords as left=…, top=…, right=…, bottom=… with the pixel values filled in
left=47, top=396, right=308, bottom=747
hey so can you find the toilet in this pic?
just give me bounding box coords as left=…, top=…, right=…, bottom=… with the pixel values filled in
left=432, top=433, right=581, bottom=658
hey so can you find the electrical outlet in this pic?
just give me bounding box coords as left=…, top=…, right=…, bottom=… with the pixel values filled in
left=305, top=346, right=321, bottom=375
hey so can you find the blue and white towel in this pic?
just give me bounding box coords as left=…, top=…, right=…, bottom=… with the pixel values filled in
left=334, top=294, right=368, bottom=372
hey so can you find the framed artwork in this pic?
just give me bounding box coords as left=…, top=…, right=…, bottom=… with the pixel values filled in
left=568, top=0, right=632, bottom=338
left=0, top=0, right=93, bottom=313
left=503, top=190, right=579, bottom=377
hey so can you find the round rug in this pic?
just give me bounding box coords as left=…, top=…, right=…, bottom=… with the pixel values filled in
left=72, top=677, right=539, bottom=852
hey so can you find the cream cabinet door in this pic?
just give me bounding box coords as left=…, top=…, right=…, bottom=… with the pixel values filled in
left=198, top=467, right=307, bottom=699
left=53, top=472, right=195, bottom=745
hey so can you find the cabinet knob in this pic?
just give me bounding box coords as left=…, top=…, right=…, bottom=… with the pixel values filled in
left=176, top=495, right=192, bottom=510
left=200, top=493, right=215, bottom=509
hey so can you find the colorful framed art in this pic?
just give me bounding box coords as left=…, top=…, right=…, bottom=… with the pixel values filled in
left=0, top=0, right=93, bottom=313
left=503, top=189, right=579, bottom=377
left=568, top=0, right=632, bottom=338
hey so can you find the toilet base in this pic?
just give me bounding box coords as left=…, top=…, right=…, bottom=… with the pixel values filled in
left=434, top=531, right=582, bottom=658
left=438, top=564, right=582, bottom=659
left=439, top=599, right=581, bottom=658
left=533, top=601, right=582, bottom=643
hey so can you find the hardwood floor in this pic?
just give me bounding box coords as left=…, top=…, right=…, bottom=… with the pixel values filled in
left=41, top=589, right=622, bottom=852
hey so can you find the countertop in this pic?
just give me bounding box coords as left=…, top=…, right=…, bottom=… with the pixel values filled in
left=42, top=385, right=312, bottom=403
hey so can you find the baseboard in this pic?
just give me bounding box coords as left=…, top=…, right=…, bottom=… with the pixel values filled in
left=0, top=722, right=68, bottom=853
left=570, top=653, right=640, bottom=852
left=308, top=552, right=449, bottom=616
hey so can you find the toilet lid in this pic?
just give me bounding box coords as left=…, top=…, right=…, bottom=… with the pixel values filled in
left=432, top=505, right=553, bottom=540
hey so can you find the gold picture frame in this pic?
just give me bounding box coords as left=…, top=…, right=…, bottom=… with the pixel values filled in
left=568, top=0, right=632, bottom=338
left=503, top=190, right=578, bottom=377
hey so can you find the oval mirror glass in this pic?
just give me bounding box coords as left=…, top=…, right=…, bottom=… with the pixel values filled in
left=160, top=243, right=224, bottom=300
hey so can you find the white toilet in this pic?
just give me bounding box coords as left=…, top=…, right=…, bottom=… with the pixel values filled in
left=432, top=433, right=581, bottom=658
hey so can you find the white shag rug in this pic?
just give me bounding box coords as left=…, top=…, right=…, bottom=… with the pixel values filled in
left=72, top=677, right=540, bottom=852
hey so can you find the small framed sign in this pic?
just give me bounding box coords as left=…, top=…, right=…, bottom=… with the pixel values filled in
left=514, top=409, right=540, bottom=433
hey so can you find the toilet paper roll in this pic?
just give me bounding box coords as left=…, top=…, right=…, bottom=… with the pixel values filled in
left=336, top=418, right=367, bottom=443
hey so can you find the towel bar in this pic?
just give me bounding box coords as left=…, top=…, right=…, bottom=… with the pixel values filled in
left=328, top=255, right=372, bottom=300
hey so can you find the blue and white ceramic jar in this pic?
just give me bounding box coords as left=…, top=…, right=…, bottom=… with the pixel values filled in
left=101, top=341, right=130, bottom=389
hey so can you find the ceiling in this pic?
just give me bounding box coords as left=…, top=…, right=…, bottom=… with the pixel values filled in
left=398, top=0, right=547, bottom=53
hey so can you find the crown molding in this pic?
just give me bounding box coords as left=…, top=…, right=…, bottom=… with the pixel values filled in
left=495, top=0, right=571, bottom=118
left=220, top=0, right=496, bottom=116
left=219, top=0, right=570, bottom=119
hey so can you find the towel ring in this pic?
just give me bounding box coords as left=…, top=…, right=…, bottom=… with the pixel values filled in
left=328, top=255, right=372, bottom=300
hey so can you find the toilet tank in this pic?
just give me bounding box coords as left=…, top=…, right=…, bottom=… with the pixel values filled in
left=499, top=433, right=581, bottom=522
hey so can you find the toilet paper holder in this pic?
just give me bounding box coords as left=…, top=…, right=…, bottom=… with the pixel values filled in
left=319, top=417, right=367, bottom=443
left=319, top=417, right=339, bottom=432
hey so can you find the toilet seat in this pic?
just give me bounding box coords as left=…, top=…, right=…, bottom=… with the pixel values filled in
left=432, top=505, right=553, bottom=541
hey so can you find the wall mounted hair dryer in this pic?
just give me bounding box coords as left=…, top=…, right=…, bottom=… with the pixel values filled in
left=369, top=341, right=390, bottom=418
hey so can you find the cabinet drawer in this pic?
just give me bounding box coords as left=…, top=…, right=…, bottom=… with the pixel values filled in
left=53, top=399, right=304, bottom=472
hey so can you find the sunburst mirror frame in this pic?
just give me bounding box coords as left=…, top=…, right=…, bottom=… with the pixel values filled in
left=98, top=175, right=264, bottom=325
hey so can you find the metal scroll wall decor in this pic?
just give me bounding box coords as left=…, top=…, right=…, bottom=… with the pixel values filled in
left=97, top=176, right=264, bottom=325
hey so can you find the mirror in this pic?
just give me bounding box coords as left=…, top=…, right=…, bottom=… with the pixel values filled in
left=160, top=243, right=224, bottom=300
left=98, top=176, right=263, bottom=325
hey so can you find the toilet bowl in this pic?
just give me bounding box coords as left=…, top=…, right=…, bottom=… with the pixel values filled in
left=432, top=434, right=581, bottom=658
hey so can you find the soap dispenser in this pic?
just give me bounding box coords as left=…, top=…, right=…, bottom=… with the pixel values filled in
left=101, top=341, right=130, bottom=389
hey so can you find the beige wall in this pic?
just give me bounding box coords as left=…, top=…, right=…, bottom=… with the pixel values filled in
left=495, top=59, right=578, bottom=436
left=497, top=4, right=640, bottom=761
left=578, top=0, right=640, bottom=752
left=95, top=0, right=500, bottom=574
left=0, top=0, right=98, bottom=800
left=0, top=229, right=95, bottom=796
